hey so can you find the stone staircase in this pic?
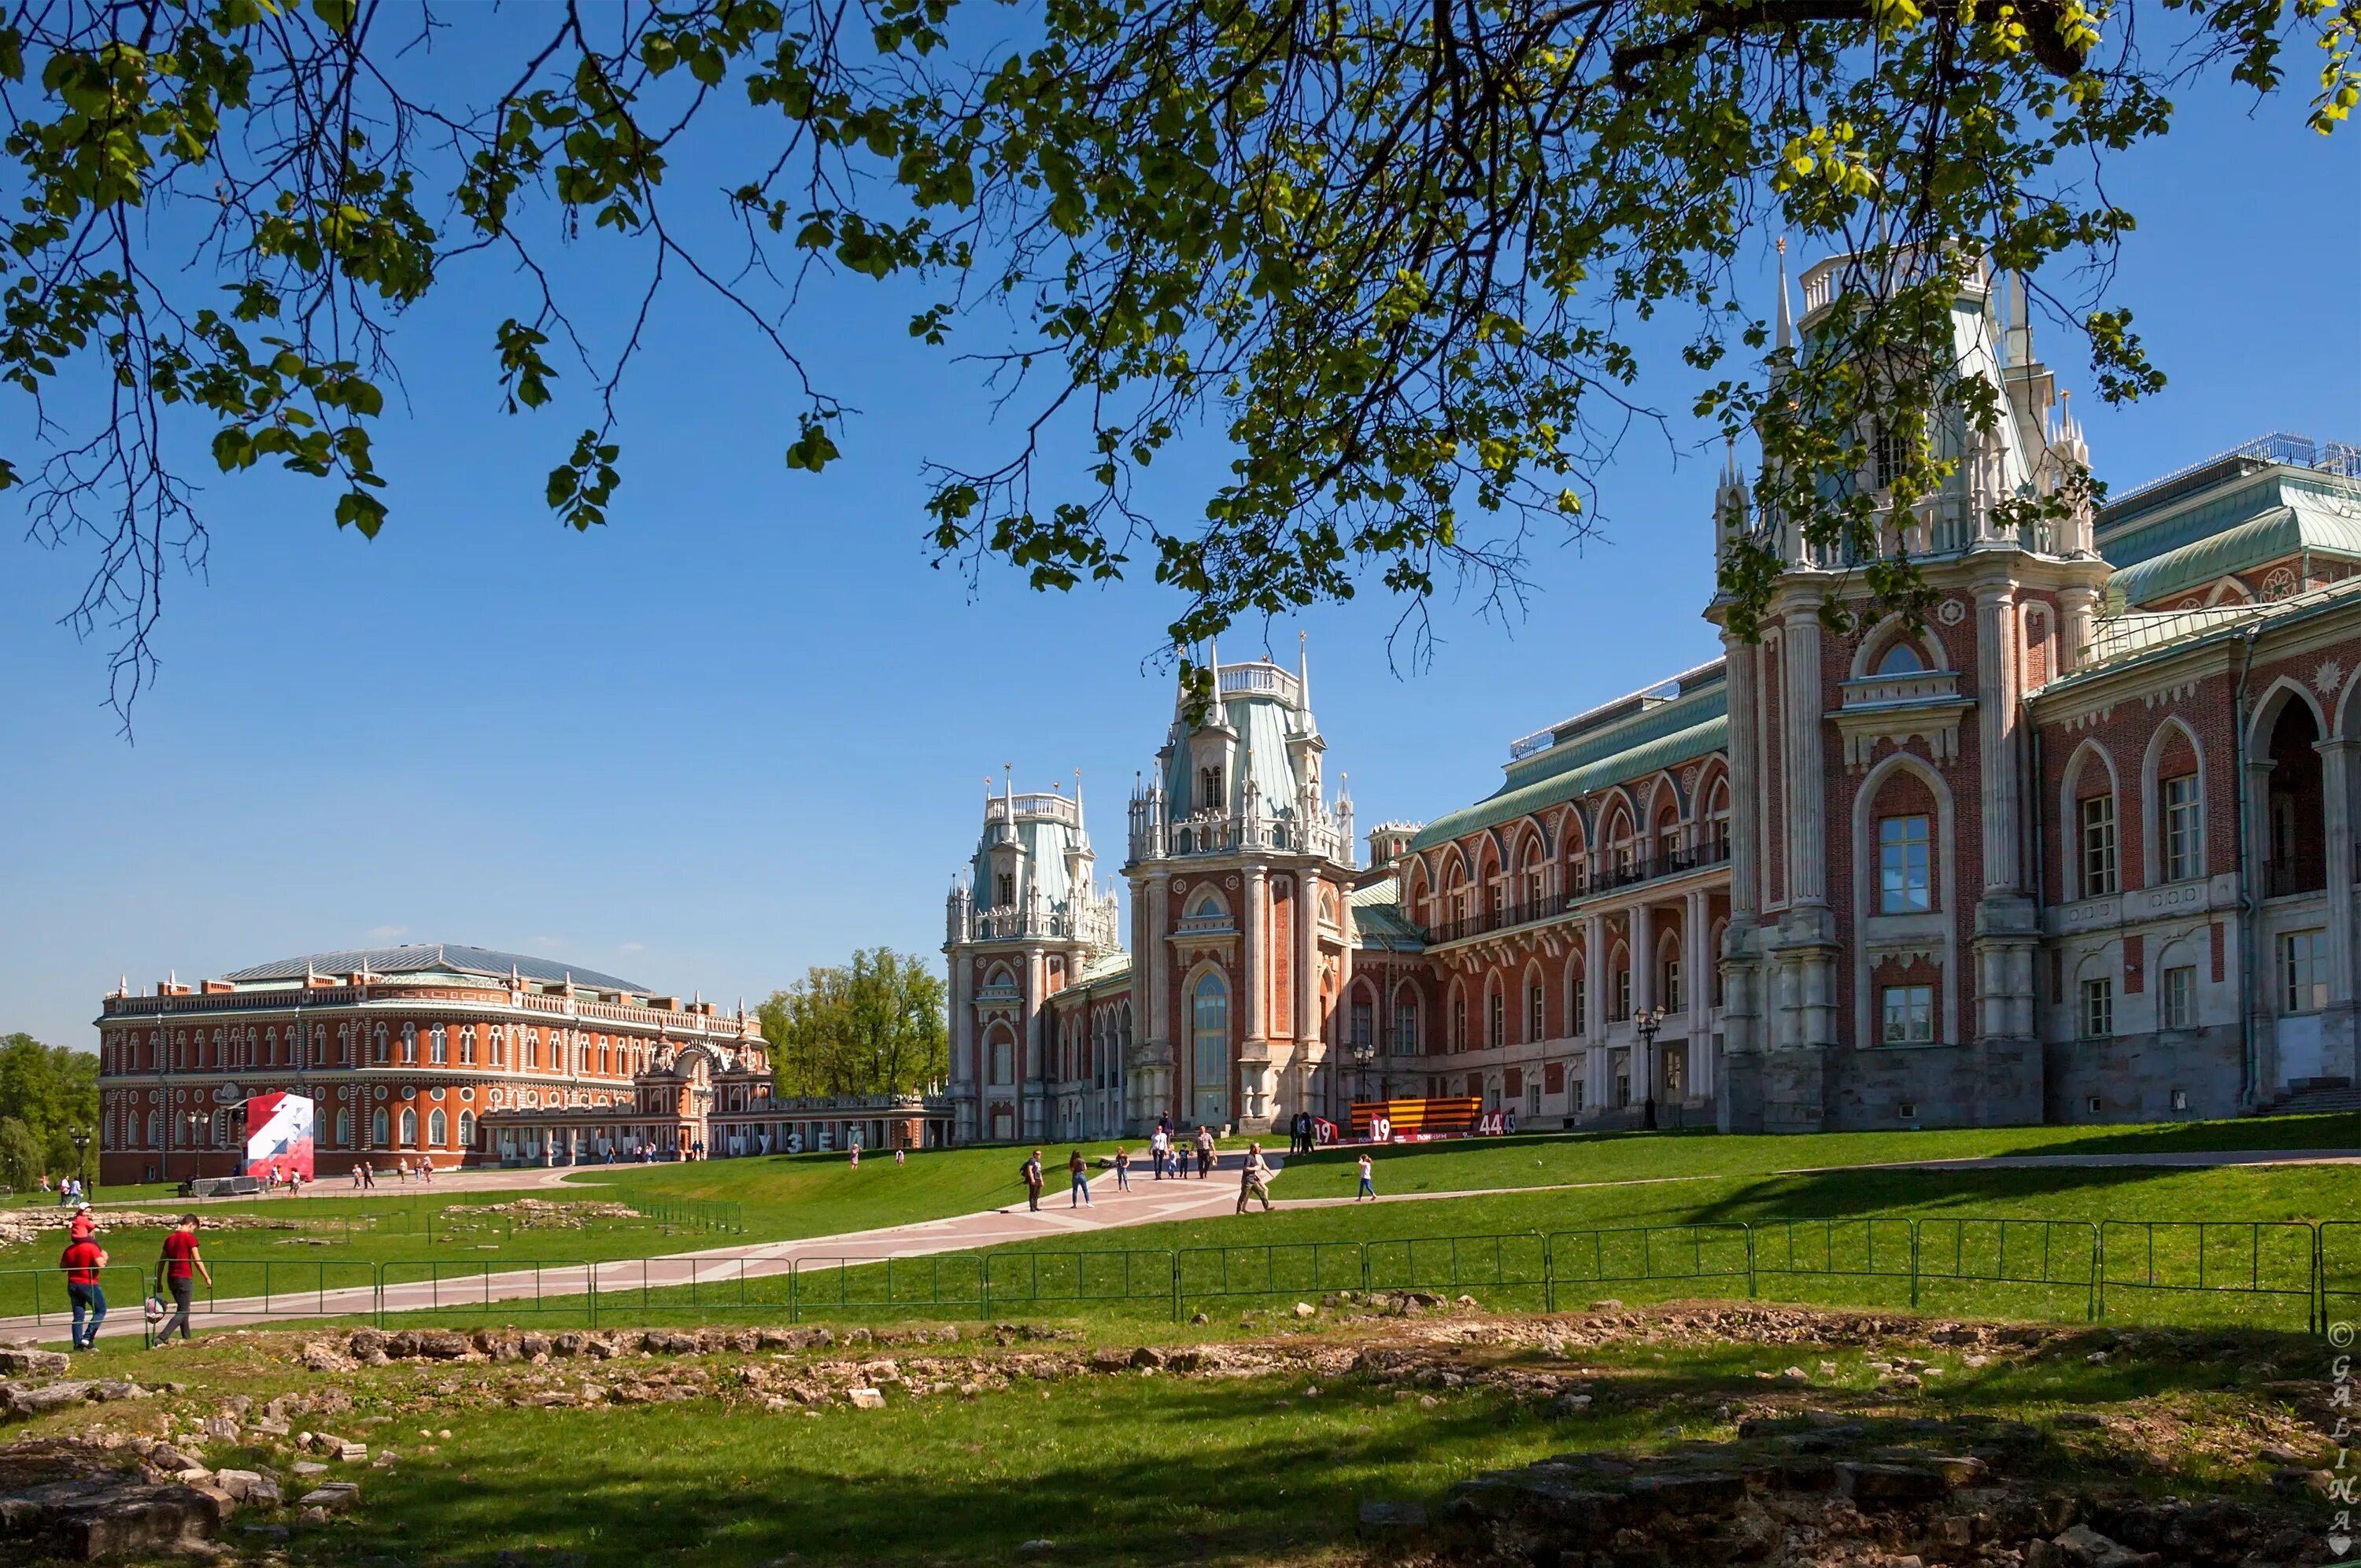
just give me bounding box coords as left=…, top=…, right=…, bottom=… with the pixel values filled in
left=2248, top=1077, right=2361, bottom=1116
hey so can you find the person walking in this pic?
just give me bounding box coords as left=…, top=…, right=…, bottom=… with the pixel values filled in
left=153, top=1216, right=210, bottom=1345
left=849, top=1142, right=861, bottom=1170
left=1355, top=1149, right=1376, bottom=1201
left=61, top=1228, right=107, bottom=1351
left=1236, top=1142, right=1273, bottom=1214
left=1114, top=1146, right=1132, bottom=1191
left=1022, top=1149, right=1044, bottom=1212
left=894, top=1147, right=906, bottom=1168
left=1067, top=1149, right=1093, bottom=1208
left=360, top=1160, right=375, bottom=1190
left=1195, top=1124, right=1215, bottom=1179
left=1149, top=1125, right=1168, bottom=1181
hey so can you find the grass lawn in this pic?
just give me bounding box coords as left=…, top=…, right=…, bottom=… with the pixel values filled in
left=7, top=1117, right=2348, bottom=1331
left=7, top=1306, right=2337, bottom=1566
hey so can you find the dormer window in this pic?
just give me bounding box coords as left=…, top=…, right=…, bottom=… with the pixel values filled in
left=996, top=873, right=1015, bottom=906
left=1875, top=642, right=1924, bottom=675
left=1199, top=766, right=1224, bottom=808
left=1872, top=425, right=1898, bottom=489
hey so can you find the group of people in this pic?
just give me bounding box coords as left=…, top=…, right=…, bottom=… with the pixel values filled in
left=1014, top=1119, right=1381, bottom=1214
left=1146, top=1122, right=1218, bottom=1181
left=57, top=1208, right=211, bottom=1352
left=1284, top=1110, right=1326, bottom=1156
left=39, top=1175, right=88, bottom=1206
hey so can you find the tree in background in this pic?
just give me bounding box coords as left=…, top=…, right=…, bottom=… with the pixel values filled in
left=759, top=950, right=948, bottom=1098
left=0, top=1, right=2352, bottom=725
left=0, top=1034, right=100, bottom=1181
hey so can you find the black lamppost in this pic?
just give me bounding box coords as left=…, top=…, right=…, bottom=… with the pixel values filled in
left=1350, top=1034, right=1376, bottom=1112
left=68, top=1126, right=91, bottom=1200
left=1633, top=1005, right=1668, bottom=1131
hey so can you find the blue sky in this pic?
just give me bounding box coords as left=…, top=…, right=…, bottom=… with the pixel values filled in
left=1, top=62, right=2354, bottom=1052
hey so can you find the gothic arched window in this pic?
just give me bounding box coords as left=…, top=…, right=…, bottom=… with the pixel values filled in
left=1191, top=971, right=1229, bottom=1092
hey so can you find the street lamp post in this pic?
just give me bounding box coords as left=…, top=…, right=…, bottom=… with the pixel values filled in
left=1350, top=1035, right=1376, bottom=1128
left=68, top=1126, right=91, bottom=1202
left=183, top=1111, right=204, bottom=1188
left=1633, top=1005, right=1668, bottom=1131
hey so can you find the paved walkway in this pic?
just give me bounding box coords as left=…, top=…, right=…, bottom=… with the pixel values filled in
left=4, top=1158, right=1280, bottom=1339
left=13, top=1144, right=2348, bottom=1340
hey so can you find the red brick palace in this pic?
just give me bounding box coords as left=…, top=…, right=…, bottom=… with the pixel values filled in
left=946, top=253, right=2361, bottom=1142
left=92, top=945, right=792, bottom=1182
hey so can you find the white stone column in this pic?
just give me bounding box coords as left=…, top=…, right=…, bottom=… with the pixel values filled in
left=2059, top=584, right=2101, bottom=672
left=1630, top=901, right=1656, bottom=1103
left=1976, top=584, right=2023, bottom=891
left=1782, top=609, right=1827, bottom=905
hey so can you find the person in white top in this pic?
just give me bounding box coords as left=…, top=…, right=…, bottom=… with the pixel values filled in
left=1150, top=1126, right=1169, bottom=1181
left=1356, top=1150, right=1376, bottom=1201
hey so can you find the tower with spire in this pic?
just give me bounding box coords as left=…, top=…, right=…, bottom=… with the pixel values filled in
left=943, top=768, right=1122, bottom=1143
left=1709, top=245, right=2113, bottom=1134
left=1123, top=633, right=1362, bottom=1134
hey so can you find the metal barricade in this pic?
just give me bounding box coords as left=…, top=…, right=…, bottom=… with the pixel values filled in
left=2097, top=1220, right=2319, bottom=1330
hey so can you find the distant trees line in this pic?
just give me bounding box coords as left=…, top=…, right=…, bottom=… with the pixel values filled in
left=0, top=1034, right=99, bottom=1189
left=757, top=949, right=947, bottom=1099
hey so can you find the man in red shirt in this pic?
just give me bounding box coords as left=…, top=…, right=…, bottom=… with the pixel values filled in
left=153, top=1216, right=211, bottom=1345
left=61, top=1230, right=108, bottom=1350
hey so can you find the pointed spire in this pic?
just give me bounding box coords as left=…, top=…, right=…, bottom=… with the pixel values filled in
left=1204, top=633, right=1226, bottom=725
left=1774, top=237, right=1793, bottom=352
left=1073, top=768, right=1084, bottom=826
left=1297, top=629, right=1311, bottom=713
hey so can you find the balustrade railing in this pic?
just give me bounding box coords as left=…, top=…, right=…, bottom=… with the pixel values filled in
left=1421, top=841, right=1734, bottom=945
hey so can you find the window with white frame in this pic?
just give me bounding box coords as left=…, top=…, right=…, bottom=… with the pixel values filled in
left=1571, top=973, right=1587, bottom=1035
left=1395, top=1001, right=1418, bottom=1055
left=1487, top=991, right=1505, bottom=1048
left=1528, top=983, right=1545, bottom=1042
left=1879, top=814, right=1932, bottom=913
left=1613, top=964, right=1632, bottom=1022
left=1452, top=995, right=1467, bottom=1052
left=1660, top=943, right=1683, bottom=1012
left=2079, top=976, right=2114, bottom=1039
left=1880, top=984, right=1934, bottom=1045
left=2163, top=773, right=2201, bottom=881
left=2281, top=928, right=2329, bottom=1013
left=2079, top=793, right=2118, bottom=897
left=2162, top=964, right=2197, bottom=1031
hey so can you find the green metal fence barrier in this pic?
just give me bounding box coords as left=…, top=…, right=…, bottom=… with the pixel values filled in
left=1543, top=1223, right=1753, bottom=1310
left=2319, top=1221, right=2360, bottom=1335
left=2096, top=1220, right=2319, bottom=1329
left=11, top=1216, right=2346, bottom=1343
left=196, top=1259, right=380, bottom=1323
left=1911, top=1218, right=2101, bottom=1320
left=374, top=1259, right=599, bottom=1328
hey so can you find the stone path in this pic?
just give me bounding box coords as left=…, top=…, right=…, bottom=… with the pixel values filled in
left=13, top=1143, right=2348, bottom=1341
left=5, top=1160, right=1275, bottom=1339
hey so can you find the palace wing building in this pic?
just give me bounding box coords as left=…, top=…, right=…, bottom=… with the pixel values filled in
left=94, top=943, right=800, bottom=1182
left=945, top=252, right=2361, bottom=1142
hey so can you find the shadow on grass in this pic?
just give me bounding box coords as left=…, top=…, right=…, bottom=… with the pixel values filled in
left=258, top=1320, right=2327, bottom=1568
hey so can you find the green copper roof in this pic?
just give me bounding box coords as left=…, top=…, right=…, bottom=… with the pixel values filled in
left=2107, top=485, right=2361, bottom=607
left=1349, top=878, right=1426, bottom=948
left=1412, top=707, right=1730, bottom=852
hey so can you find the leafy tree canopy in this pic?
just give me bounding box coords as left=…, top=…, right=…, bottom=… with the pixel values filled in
left=2, top=0, right=2352, bottom=719
left=759, top=947, right=948, bottom=1097
left=0, top=1033, right=100, bottom=1181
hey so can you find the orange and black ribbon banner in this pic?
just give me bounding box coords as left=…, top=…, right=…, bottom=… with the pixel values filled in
left=1347, top=1097, right=1482, bottom=1139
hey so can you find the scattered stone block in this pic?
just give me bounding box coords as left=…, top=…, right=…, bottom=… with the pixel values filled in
left=845, top=1388, right=886, bottom=1410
